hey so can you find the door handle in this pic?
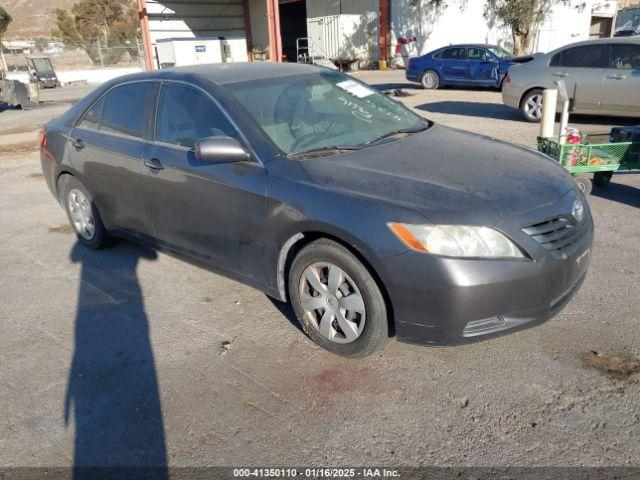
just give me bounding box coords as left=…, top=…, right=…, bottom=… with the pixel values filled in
left=607, top=74, right=626, bottom=80
left=553, top=72, right=570, bottom=78
left=71, top=139, right=85, bottom=149
left=144, top=158, right=164, bottom=170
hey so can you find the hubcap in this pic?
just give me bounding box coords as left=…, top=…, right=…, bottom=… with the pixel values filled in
left=423, top=71, right=438, bottom=89
left=67, top=189, right=95, bottom=240
left=299, top=262, right=366, bottom=344
left=525, top=94, right=543, bottom=119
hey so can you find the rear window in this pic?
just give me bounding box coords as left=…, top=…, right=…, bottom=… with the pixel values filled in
left=77, top=97, right=104, bottom=130
left=550, top=45, right=608, bottom=68
left=100, top=82, right=155, bottom=139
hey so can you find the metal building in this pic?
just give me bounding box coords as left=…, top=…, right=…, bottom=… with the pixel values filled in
left=137, top=0, right=390, bottom=69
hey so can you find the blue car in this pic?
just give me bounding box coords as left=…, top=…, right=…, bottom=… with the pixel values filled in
left=406, top=44, right=523, bottom=90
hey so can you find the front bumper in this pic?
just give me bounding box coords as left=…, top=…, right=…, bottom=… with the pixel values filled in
left=382, top=193, right=594, bottom=346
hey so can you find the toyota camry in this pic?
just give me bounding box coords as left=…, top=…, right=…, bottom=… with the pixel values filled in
left=40, top=63, right=593, bottom=357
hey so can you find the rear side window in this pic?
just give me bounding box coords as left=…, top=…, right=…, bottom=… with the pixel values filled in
left=100, top=83, right=155, bottom=139
left=440, top=48, right=467, bottom=60
left=78, top=97, right=104, bottom=130
left=550, top=45, right=608, bottom=68
left=610, top=44, right=640, bottom=70
left=155, top=83, right=237, bottom=149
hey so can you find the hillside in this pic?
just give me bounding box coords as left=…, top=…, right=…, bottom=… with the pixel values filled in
left=3, top=0, right=80, bottom=38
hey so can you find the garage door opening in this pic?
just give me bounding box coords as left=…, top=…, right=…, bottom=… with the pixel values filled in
left=279, top=0, right=307, bottom=62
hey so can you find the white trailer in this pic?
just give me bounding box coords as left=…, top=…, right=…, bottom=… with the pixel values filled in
left=155, top=37, right=248, bottom=69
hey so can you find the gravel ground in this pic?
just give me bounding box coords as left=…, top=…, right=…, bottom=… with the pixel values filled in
left=1, top=72, right=639, bottom=471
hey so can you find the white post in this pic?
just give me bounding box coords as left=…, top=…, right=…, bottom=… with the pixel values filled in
left=554, top=80, right=570, bottom=145
left=540, top=89, right=557, bottom=139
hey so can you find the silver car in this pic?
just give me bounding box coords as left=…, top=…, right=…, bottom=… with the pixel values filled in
left=503, top=38, right=640, bottom=122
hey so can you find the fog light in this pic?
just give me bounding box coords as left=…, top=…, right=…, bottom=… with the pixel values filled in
left=463, top=316, right=506, bottom=337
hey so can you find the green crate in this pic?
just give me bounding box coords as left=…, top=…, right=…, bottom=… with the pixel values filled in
left=537, top=134, right=640, bottom=174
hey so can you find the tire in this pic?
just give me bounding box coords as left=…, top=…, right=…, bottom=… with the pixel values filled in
left=288, top=239, right=389, bottom=357
left=593, top=171, right=613, bottom=188
left=574, top=175, right=593, bottom=196
left=58, top=175, right=113, bottom=249
left=421, top=70, right=440, bottom=90
left=521, top=89, right=544, bottom=123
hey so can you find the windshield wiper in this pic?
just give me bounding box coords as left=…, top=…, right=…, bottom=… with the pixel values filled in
left=365, top=125, right=431, bottom=146
left=290, top=145, right=363, bottom=159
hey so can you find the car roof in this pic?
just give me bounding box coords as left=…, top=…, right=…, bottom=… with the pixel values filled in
left=436, top=44, right=499, bottom=50
left=543, top=36, right=640, bottom=56
left=112, top=62, right=323, bottom=86
left=553, top=37, right=640, bottom=48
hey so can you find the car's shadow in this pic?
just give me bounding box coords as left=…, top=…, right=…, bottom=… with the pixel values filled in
left=368, top=82, right=423, bottom=92
left=592, top=179, right=640, bottom=209
left=415, top=101, right=522, bottom=121
left=416, top=101, right=640, bottom=126
left=265, top=295, right=304, bottom=334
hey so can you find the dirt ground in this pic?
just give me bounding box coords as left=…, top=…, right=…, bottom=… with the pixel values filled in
left=1, top=71, right=639, bottom=471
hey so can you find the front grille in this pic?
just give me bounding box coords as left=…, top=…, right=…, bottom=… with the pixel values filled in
left=522, top=216, right=587, bottom=253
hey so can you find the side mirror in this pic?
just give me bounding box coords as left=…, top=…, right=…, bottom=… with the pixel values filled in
left=194, top=136, right=250, bottom=163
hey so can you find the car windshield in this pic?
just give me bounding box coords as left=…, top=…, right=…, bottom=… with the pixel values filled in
left=487, top=46, right=514, bottom=59
left=32, top=58, right=54, bottom=75
left=226, top=70, right=429, bottom=157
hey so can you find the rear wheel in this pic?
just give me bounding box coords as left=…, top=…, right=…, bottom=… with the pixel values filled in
left=59, top=175, right=113, bottom=249
left=593, top=171, right=613, bottom=188
left=521, top=89, right=544, bottom=123
left=288, top=239, right=388, bottom=357
left=421, top=70, right=440, bottom=90
left=574, top=175, right=593, bottom=196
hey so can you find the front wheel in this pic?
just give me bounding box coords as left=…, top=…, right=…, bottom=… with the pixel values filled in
left=521, top=89, right=544, bottom=123
left=574, top=175, right=593, bottom=196
left=421, top=70, right=440, bottom=90
left=288, top=239, right=389, bottom=357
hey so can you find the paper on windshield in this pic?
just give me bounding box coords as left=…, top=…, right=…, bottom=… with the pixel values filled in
left=336, top=80, right=374, bottom=99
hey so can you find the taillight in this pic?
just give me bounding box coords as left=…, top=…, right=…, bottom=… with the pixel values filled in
left=39, top=127, right=47, bottom=151
left=504, top=73, right=511, bottom=84
left=407, top=57, right=412, bottom=69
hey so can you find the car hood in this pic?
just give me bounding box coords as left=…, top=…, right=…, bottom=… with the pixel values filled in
left=298, top=124, right=575, bottom=225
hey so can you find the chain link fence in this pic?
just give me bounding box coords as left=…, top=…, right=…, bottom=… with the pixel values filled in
left=2, top=39, right=146, bottom=74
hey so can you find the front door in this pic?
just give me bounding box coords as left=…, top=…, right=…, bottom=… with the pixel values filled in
left=141, top=82, right=267, bottom=283
left=467, top=47, right=500, bottom=86
left=601, top=43, right=640, bottom=114
left=68, top=82, right=156, bottom=237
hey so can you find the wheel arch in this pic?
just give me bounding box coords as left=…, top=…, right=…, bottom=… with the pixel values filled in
left=55, top=170, right=76, bottom=203
left=276, top=230, right=395, bottom=335
left=519, top=86, right=545, bottom=108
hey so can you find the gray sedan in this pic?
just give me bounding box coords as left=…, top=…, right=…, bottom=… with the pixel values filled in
left=503, top=38, right=640, bottom=122
left=40, top=63, right=593, bottom=357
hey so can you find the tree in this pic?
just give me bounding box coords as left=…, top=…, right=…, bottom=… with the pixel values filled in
left=484, top=0, right=577, bottom=55
left=0, top=6, right=12, bottom=77
left=52, top=0, right=140, bottom=65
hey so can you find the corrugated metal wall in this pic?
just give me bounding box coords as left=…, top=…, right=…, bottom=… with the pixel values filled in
left=146, top=0, right=247, bottom=43
left=306, top=0, right=379, bottom=64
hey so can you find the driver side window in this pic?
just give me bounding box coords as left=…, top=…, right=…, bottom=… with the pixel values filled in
left=155, top=83, right=237, bottom=149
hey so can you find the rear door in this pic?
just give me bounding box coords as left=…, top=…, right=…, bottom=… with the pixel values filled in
left=69, top=82, right=157, bottom=237
left=141, top=82, right=267, bottom=282
left=467, top=47, right=499, bottom=85
left=439, top=47, right=468, bottom=83
left=602, top=43, right=640, bottom=115
left=548, top=44, right=608, bottom=113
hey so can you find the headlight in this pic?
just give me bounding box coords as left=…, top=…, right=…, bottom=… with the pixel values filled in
left=388, top=223, right=524, bottom=258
